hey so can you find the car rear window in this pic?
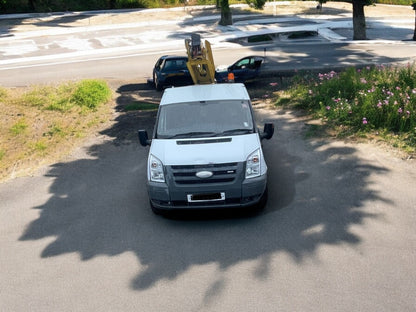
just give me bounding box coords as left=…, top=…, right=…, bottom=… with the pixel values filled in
left=164, top=59, right=188, bottom=71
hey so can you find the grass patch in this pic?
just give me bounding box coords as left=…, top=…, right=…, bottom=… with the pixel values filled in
left=18, top=80, right=111, bottom=112
left=45, top=123, right=66, bottom=138
left=10, top=118, right=28, bottom=135
left=304, top=124, right=326, bottom=138
left=124, top=101, right=158, bottom=111
left=32, top=140, right=48, bottom=153
left=0, top=87, right=7, bottom=101
left=275, top=64, right=416, bottom=156
left=0, top=80, right=113, bottom=181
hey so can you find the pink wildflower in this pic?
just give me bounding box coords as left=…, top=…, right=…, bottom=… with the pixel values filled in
left=269, top=82, right=278, bottom=87
left=362, top=117, right=368, bottom=124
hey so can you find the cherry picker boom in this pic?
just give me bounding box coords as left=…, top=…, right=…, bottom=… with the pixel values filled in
left=185, top=34, right=216, bottom=85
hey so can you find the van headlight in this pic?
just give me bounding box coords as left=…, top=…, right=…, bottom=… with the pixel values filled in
left=245, top=149, right=261, bottom=179
left=149, top=154, right=165, bottom=182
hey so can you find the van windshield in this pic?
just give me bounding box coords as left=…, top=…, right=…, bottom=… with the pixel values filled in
left=156, top=100, right=254, bottom=139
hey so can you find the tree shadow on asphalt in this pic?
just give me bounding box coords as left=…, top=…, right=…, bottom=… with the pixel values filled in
left=253, top=43, right=412, bottom=71
left=0, top=13, right=98, bottom=38
left=180, top=5, right=352, bottom=25
left=28, top=14, right=94, bottom=28
left=19, top=82, right=390, bottom=303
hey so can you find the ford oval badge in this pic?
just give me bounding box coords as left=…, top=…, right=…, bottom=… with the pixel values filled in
left=196, top=171, right=213, bottom=179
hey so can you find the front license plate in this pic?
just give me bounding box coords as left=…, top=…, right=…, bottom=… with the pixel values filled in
left=187, top=192, right=225, bottom=202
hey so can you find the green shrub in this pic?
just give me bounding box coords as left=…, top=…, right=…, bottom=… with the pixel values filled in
left=71, top=80, right=111, bottom=110
left=376, top=0, right=413, bottom=4
left=245, top=0, right=266, bottom=9
left=116, top=0, right=152, bottom=9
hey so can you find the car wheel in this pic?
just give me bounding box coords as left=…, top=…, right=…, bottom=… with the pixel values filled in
left=255, top=186, right=268, bottom=211
left=154, top=74, right=163, bottom=91
left=149, top=200, right=163, bottom=215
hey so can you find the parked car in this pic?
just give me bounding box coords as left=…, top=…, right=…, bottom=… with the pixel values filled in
left=215, top=56, right=264, bottom=83
left=152, top=55, right=193, bottom=91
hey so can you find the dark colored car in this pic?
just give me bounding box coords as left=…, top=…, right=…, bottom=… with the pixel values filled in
left=153, top=55, right=193, bottom=91
left=215, top=56, right=264, bottom=83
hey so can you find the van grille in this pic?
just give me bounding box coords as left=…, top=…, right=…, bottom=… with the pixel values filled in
left=170, top=162, right=239, bottom=184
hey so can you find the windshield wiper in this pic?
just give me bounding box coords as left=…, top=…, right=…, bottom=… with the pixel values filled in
left=168, top=131, right=217, bottom=139
left=217, top=128, right=253, bottom=136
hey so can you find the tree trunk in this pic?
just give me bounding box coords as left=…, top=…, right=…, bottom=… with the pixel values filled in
left=352, top=0, right=367, bottom=40
left=28, top=0, right=36, bottom=12
left=219, top=0, right=233, bottom=26
left=413, top=3, right=416, bottom=41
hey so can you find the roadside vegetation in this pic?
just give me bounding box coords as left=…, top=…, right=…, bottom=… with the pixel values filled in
left=1, top=0, right=413, bottom=13
left=0, top=80, right=112, bottom=181
left=272, top=64, right=416, bottom=156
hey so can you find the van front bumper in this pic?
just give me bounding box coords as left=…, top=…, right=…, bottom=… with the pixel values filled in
left=147, top=173, right=267, bottom=211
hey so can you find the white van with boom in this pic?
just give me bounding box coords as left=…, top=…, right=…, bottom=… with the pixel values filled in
left=138, top=83, right=274, bottom=215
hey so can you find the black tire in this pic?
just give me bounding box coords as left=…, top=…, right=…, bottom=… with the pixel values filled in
left=255, top=186, right=268, bottom=211
left=154, top=74, right=162, bottom=91
left=149, top=200, right=163, bottom=215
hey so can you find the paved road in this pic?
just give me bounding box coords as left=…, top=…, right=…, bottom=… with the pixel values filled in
left=1, top=106, right=415, bottom=311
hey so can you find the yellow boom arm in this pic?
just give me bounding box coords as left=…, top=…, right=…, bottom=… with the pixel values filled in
left=185, top=34, right=216, bottom=85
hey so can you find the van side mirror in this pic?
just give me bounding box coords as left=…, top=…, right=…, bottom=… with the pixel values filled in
left=261, top=123, right=274, bottom=140
left=138, top=130, right=151, bottom=146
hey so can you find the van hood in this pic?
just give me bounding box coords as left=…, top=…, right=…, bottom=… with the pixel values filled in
left=150, top=134, right=260, bottom=166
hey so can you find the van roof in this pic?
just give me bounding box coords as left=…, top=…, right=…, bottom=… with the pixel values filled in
left=160, top=83, right=250, bottom=106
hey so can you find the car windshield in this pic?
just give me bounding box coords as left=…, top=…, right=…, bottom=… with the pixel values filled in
left=156, top=100, right=254, bottom=139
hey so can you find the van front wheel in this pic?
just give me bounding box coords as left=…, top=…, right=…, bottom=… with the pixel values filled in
left=149, top=200, right=162, bottom=215
left=256, top=186, right=268, bottom=210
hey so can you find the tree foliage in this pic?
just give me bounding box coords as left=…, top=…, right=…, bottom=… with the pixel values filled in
left=0, top=0, right=152, bottom=13
left=245, top=0, right=266, bottom=10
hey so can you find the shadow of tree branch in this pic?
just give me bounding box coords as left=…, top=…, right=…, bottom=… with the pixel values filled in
left=19, top=83, right=389, bottom=301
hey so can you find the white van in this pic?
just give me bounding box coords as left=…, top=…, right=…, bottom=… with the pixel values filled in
left=138, top=83, right=274, bottom=215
